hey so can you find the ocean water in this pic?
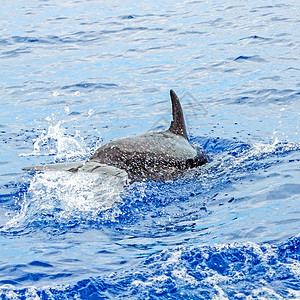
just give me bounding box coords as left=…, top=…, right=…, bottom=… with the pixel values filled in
left=0, top=0, right=299, bottom=299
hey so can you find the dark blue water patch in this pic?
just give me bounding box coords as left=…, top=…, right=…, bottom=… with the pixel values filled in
left=179, top=30, right=207, bottom=35
left=1, top=48, right=31, bottom=58
left=70, top=31, right=86, bottom=36
left=61, top=82, right=118, bottom=91
left=29, top=261, right=53, bottom=268
left=11, top=36, right=42, bottom=44
left=234, top=55, right=266, bottom=62
left=2, top=128, right=40, bottom=146
left=2, top=236, right=298, bottom=299
left=0, top=264, right=54, bottom=286
left=16, top=272, right=48, bottom=283
left=0, top=181, right=29, bottom=207
left=68, top=111, right=81, bottom=116
left=7, top=34, right=102, bottom=47
left=0, top=269, right=72, bottom=287
left=122, top=27, right=149, bottom=32
left=226, top=88, right=300, bottom=105
left=54, top=17, right=69, bottom=20
left=0, top=193, right=14, bottom=204
left=0, top=280, right=19, bottom=286
left=46, top=35, right=73, bottom=44
left=47, top=278, right=109, bottom=299
left=277, top=238, right=300, bottom=264
left=234, top=96, right=254, bottom=104
left=116, top=181, right=206, bottom=224
left=10, top=35, right=68, bottom=45
left=191, top=136, right=251, bottom=155
left=239, top=35, right=271, bottom=41
left=0, top=38, right=11, bottom=45
left=120, top=15, right=135, bottom=19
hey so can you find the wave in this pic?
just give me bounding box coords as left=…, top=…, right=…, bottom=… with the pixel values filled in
left=1, top=236, right=299, bottom=299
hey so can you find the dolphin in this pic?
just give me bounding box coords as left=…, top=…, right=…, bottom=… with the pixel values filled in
left=23, top=90, right=207, bottom=182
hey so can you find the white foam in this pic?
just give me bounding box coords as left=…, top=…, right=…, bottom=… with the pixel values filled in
left=20, top=121, right=88, bottom=159
left=248, top=286, right=285, bottom=299
left=4, top=171, right=124, bottom=231
left=221, top=138, right=300, bottom=173
left=0, top=289, right=20, bottom=300
left=24, top=287, right=41, bottom=300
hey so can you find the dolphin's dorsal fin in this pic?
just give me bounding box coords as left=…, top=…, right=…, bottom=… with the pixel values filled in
left=168, top=90, right=188, bottom=140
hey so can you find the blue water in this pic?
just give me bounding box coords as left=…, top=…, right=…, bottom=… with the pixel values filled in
left=0, top=0, right=300, bottom=299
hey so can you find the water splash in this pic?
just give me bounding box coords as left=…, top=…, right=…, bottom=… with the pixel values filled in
left=3, top=171, right=125, bottom=233
left=204, top=138, right=300, bottom=175
left=20, top=121, right=88, bottom=160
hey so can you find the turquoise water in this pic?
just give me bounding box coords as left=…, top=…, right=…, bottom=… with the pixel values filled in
left=0, top=1, right=299, bottom=299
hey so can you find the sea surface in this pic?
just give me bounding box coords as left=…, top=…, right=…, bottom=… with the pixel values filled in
left=0, top=0, right=299, bottom=299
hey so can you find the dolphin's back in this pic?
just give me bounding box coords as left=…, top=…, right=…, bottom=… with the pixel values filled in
left=89, top=131, right=204, bottom=181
